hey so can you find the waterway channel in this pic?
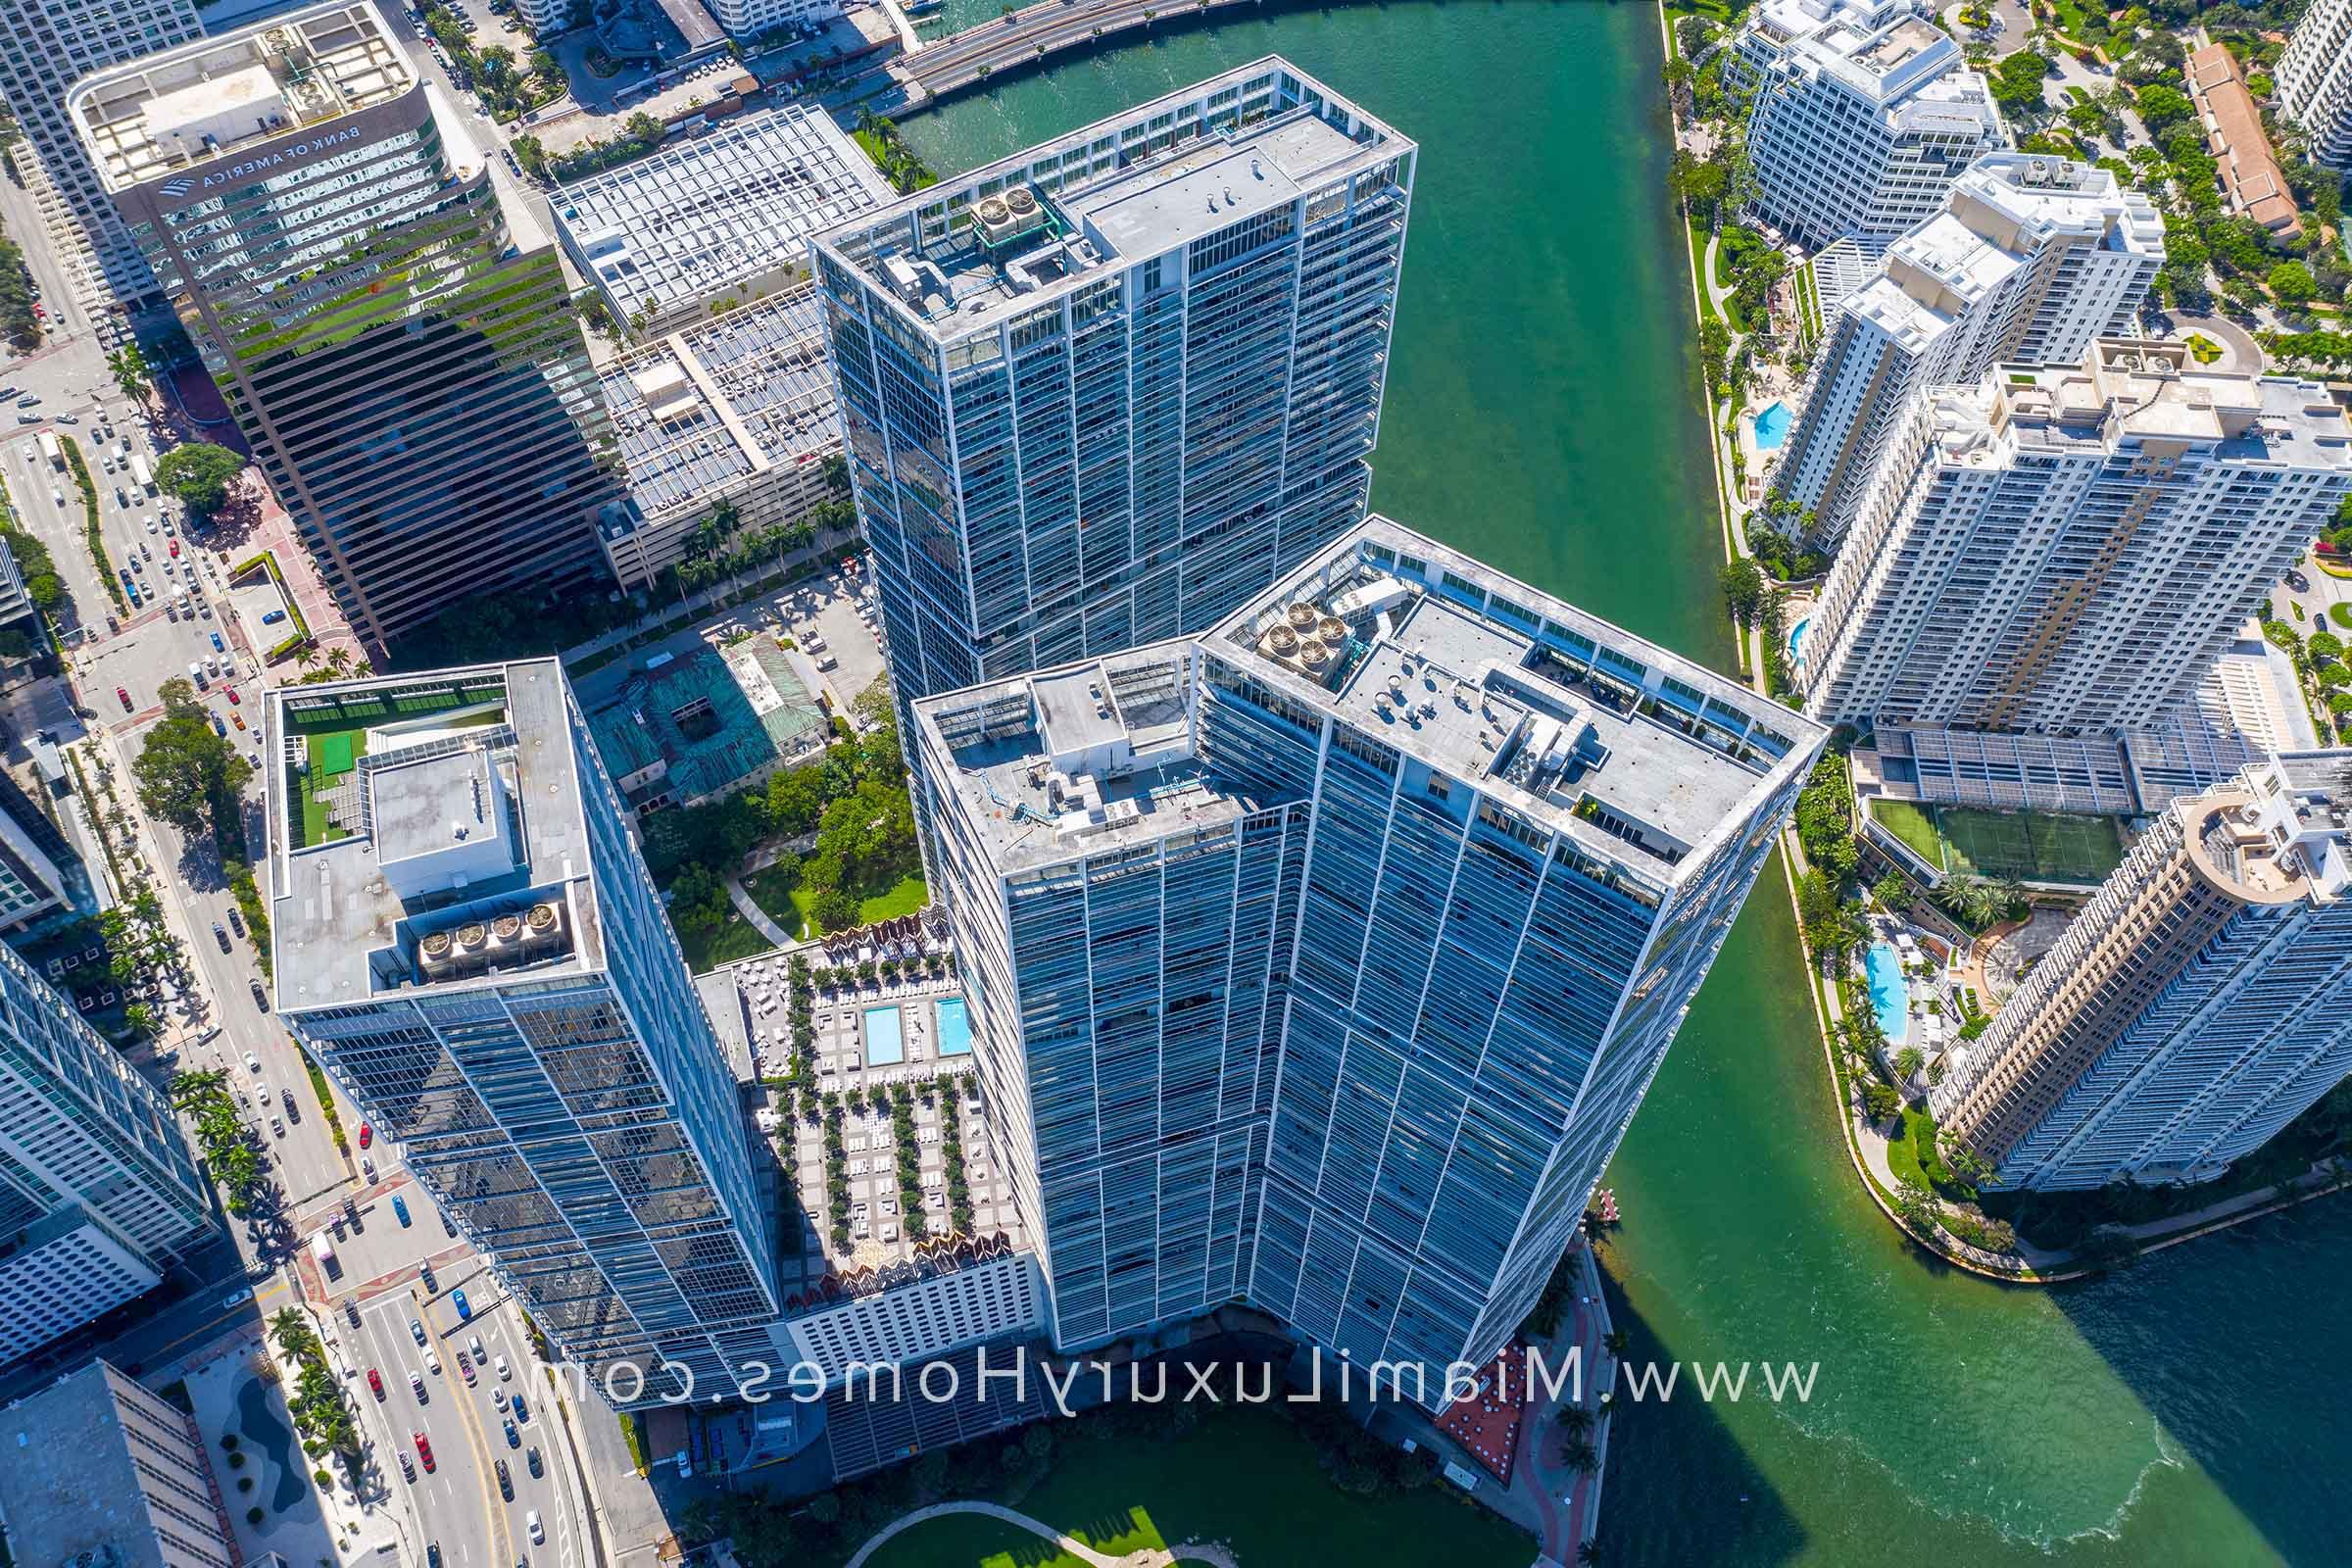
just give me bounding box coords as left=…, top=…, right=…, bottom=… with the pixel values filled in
left=888, top=7, right=2351, bottom=1563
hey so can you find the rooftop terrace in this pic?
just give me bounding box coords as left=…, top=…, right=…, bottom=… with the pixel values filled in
left=816, top=57, right=1409, bottom=339
left=70, top=1, right=412, bottom=194
left=266, top=661, right=607, bottom=1011
left=920, top=517, right=1825, bottom=885
left=1985, top=340, right=2352, bottom=462
left=579, top=639, right=829, bottom=809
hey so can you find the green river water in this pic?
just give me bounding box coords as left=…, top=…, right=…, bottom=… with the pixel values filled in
left=888, top=7, right=2352, bottom=1563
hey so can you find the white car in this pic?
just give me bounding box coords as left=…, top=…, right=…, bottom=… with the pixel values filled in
left=243, top=1051, right=261, bottom=1072
left=526, top=1512, right=543, bottom=1545
left=494, top=1354, right=510, bottom=1381
left=467, top=1335, right=486, bottom=1362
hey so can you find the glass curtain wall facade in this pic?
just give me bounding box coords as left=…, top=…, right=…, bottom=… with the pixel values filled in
left=71, top=3, right=615, bottom=652
left=916, top=519, right=1827, bottom=1391
left=812, top=60, right=1413, bottom=710
left=0, top=936, right=211, bottom=1265
left=271, top=662, right=777, bottom=1400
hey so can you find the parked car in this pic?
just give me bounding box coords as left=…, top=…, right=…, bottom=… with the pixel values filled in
left=261, top=609, right=286, bottom=624
left=410, top=1370, right=425, bottom=1400
left=453, top=1288, right=472, bottom=1321
left=392, top=1193, right=411, bottom=1226
left=525, top=1446, right=543, bottom=1478
left=116, top=686, right=132, bottom=710
left=496, top=1459, right=513, bottom=1500
left=367, top=1368, right=385, bottom=1399
left=250, top=977, right=269, bottom=1010
left=213, top=922, right=230, bottom=953
left=227, top=907, right=245, bottom=937
left=209, top=630, right=224, bottom=652
left=502, top=1419, right=518, bottom=1448
left=511, top=1392, right=529, bottom=1425
left=409, top=1318, right=426, bottom=1346
left=358, top=1121, right=371, bottom=1148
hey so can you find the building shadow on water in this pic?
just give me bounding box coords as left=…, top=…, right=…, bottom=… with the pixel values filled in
left=2045, top=1195, right=2352, bottom=1567
left=1592, top=1262, right=1805, bottom=1568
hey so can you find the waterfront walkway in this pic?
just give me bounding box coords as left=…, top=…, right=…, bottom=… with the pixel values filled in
left=843, top=1500, right=1240, bottom=1567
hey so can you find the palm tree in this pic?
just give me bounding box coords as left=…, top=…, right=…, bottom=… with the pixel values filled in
left=1579, top=1541, right=1603, bottom=1566
left=1994, top=874, right=2029, bottom=918
left=1559, top=1436, right=1600, bottom=1474
left=1554, top=1402, right=1595, bottom=1442
left=1893, top=1046, right=1925, bottom=1080
left=1601, top=1328, right=1629, bottom=1357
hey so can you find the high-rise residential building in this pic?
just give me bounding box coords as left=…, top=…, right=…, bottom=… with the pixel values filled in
left=1804, top=341, right=2352, bottom=737
left=1737, top=0, right=2006, bottom=250
left=265, top=660, right=780, bottom=1399
left=0, top=938, right=212, bottom=1365
left=1934, top=752, right=2352, bottom=1191
left=2278, top=0, right=2352, bottom=170
left=0, top=1359, right=238, bottom=1568
left=68, top=2, right=616, bottom=652
left=1774, top=153, right=2162, bottom=546
left=811, top=60, right=1414, bottom=709
left=914, top=516, right=1825, bottom=1388
left=0, top=0, right=199, bottom=309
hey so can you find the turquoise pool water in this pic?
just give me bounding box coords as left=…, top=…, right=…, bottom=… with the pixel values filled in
left=1787, top=615, right=1809, bottom=670
left=864, top=1005, right=905, bottom=1066
left=1752, top=401, right=1792, bottom=450
left=1865, top=941, right=1910, bottom=1047
left=936, top=996, right=971, bottom=1056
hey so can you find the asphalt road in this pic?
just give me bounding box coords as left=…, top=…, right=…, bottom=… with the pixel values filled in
left=350, top=1280, right=585, bottom=1568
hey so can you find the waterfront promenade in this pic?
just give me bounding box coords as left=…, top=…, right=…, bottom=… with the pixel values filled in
left=894, top=0, right=1271, bottom=99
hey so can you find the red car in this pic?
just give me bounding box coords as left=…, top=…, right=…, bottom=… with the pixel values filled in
left=225, top=688, right=241, bottom=706
left=358, top=1123, right=372, bottom=1150
left=413, top=1432, right=435, bottom=1473
left=117, top=686, right=132, bottom=710
left=367, top=1368, right=384, bottom=1400
left=168, top=539, right=179, bottom=557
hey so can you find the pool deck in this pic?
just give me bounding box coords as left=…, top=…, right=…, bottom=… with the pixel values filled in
left=1865, top=940, right=1911, bottom=1048
left=863, top=1003, right=906, bottom=1066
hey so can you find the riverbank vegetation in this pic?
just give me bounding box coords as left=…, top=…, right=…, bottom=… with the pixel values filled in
left=854, top=109, right=938, bottom=194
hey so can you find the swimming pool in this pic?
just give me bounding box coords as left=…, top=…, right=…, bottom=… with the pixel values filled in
left=935, top=996, right=971, bottom=1056
left=1864, top=941, right=1910, bottom=1048
left=1788, top=615, right=1810, bottom=671
left=863, top=1005, right=905, bottom=1066
left=1753, top=401, right=1792, bottom=451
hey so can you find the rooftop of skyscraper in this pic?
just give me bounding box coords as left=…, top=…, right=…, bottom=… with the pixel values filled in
left=0, top=1362, right=197, bottom=1568
left=1976, top=340, right=2352, bottom=462
left=265, top=661, right=608, bottom=1012
left=69, top=1, right=413, bottom=193
left=552, top=105, right=891, bottom=332
left=918, top=517, right=1823, bottom=882
left=2184, top=752, right=2352, bottom=906
left=813, top=57, right=1411, bottom=339
left=1836, top=154, right=2163, bottom=353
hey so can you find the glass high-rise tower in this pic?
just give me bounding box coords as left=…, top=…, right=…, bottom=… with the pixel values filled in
left=913, top=517, right=1827, bottom=1386
left=811, top=59, right=1414, bottom=706
left=265, top=660, right=779, bottom=1398
left=68, top=2, right=615, bottom=651
left=1, top=938, right=213, bottom=1366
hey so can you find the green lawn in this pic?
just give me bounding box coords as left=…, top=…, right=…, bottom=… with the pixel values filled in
left=748, top=865, right=928, bottom=942
left=1865, top=799, right=2127, bottom=885
left=296, top=728, right=368, bottom=847
left=1866, top=798, right=1945, bottom=871
left=674, top=906, right=775, bottom=973
left=1885, top=1104, right=1935, bottom=1191
left=859, top=1402, right=1530, bottom=1568
left=2331, top=601, right=2352, bottom=630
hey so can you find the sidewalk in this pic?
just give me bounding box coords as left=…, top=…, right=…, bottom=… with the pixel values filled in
left=724, top=877, right=797, bottom=947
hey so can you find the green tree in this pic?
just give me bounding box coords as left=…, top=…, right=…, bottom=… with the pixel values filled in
left=1893, top=1045, right=1926, bottom=1080
left=1719, top=556, right=1766, bottom=628
left=2270, top=260, right=2320, bottom=307
left=108, top=343, right=155, bottom=401
left=133, top=710, right=252, bottom=831
left=2133, top=82, right=2194, bottom=133
left=1870, top=871, right=1909, bottom=911
left=154, top=443, right=247, bottom=514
